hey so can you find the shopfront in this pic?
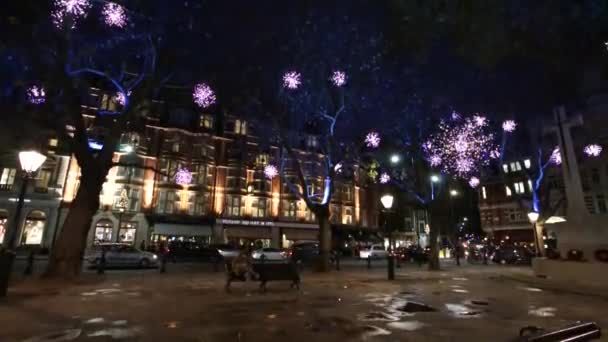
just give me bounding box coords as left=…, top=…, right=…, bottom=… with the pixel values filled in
left=151, top=223, right=213, bottom=245
left=20, top=210, right=46, bottom=246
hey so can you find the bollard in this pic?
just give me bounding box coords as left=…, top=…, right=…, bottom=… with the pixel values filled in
left=387, top=255, right=395, bottom=280
left=367, top=256, right=371, bottom=269
left=97, top=249, right=106, bottom=275
left=160, top=254, right=167, bottom=273
left=24, top=250, right=34, bottom=276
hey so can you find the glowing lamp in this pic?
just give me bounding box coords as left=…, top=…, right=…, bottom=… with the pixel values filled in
left=380, top=194, right=394, bottom=210
left=527, top=211, right=539, bottom=224
left=19, top=151, right=46, bottom=174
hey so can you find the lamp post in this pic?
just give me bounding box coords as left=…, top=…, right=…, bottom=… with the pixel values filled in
left=527, top=211, right=540, bottom=257
left=449, top=189, right=459, bottom=263
left=0, top=150, right=46, bottom=297
left=380, top=194, right=395, bottom=280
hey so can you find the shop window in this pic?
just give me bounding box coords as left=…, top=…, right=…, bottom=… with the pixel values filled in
left=0, top=168, right=16, bottom=190
left=226, top=195, right=241, bottom=216
left=94, top=219, right=113, bottom=243
left=118, top=222, right=137, bottom=244
left=21, top=210, right=46, bottom=245
left=282, top=201, right=296, bottom=219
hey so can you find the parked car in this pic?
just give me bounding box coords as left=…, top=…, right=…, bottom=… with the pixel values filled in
left=359, top=244, right=388, bottom=259
left=252, top=248, right=289, bottom=261
left=289, top=242, right=337, bottom=264
left=491, top=246, right=533, bottom=265
left=209, top=244, right=241, bottom=260
left=86, top=243, right=158, bottom=268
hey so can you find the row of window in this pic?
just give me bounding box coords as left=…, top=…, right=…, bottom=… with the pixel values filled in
left=480, top=180, right=533, bottom=199
left=502, top=159, right=531, bottom=173
left=0, top=167, right=55, bottom=191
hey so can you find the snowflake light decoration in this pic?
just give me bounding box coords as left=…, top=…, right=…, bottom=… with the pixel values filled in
left=584, top=144, right=602, bottom=157
left=334, top=162, right=343, bottom=174
left=282, top=71, right=301, bottom=89
left=264, top=164, right=279, bottom=179
left=379, top=172, right=390, bottom=184
left=27, top=86, right=46, bottom=104
left=330, top=70, right=346, bottom=87
left=114, top=91, right=131, bottom=106
left=502, top=120, right=517, bottom=132
left=102, top=3, right=127, bottom=28
left=364, top=131, right=381, bottom=148
left=175, top=168, right=193, bottom=186
left=192, top=83, right=216, bottom=108
left=550, top=147, right=562, bottom=165
left=52, top=0, right=92, bottom=29
left=451, top=111, right=461, bottom=121
left=468, top=177, right=480, bottom=188
left=423, top=115, right=498, bottom=178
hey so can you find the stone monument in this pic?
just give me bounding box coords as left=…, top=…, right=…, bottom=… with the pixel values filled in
left=533, top=107, right=608, bottom=286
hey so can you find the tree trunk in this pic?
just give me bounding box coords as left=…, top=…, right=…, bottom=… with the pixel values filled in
left=535, top=222, right=545, bottom=257
left=315, top=213, right=332, bottom=272
left=428, top=213, right=440, bottom=271
left=45, top=173, right=104, bottom=278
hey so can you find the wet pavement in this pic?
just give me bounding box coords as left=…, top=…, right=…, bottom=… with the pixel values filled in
left=1, top=263, right=607, bottom=341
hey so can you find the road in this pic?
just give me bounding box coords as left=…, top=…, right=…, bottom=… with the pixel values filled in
left=2, top=260, right=607, bottom=341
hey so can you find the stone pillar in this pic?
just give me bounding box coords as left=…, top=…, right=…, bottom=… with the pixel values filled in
left=271, top=225, right=281, bottom=248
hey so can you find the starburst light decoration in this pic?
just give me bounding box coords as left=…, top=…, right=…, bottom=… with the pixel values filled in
left=174, top=168, right=193, bottom=186
left=52, top=0, right=92, bottom=29
left=489, top=149, right=501, bottom=159
left=102, top=3, right=127, bottom=28
left=364, top=131, right=381, bottom=148
left=550, top=147, right=562, bottom=165
left=468, top=177, right=480, bottom=188
left=282, top=71, right=301, bottom=89
left=264, top=164, right=279, bottom=179
left=27, top=86, right=46, bottom=104
left=423, top=116, right=498, bottom=178
left=114, top=91, right=132, bottom=106
left=334, top=162, right=343, bottom=173
left=584, top=144, right=602, bottom=157
left=192, top=83, right=216, bottom=108
left=379, top=172, right=390, bottom=184
left=330, top=70, right=346, bottom=87
left=502, top=120, right=517, bottom=132
left=451, top=111, right=461, bottom=121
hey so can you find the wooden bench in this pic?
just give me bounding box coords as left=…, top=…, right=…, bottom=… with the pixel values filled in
left=225, top=262, right=300, bottom=292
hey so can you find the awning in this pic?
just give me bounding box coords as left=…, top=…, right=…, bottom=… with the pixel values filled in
left=153, top=223, right=212, bottom=237
left=282, top=228, right=318, bottom=241
left=224, top=227, right=271, bottom=239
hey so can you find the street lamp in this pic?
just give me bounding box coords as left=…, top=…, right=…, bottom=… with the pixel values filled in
left=430, top=175, right=440, bottom=183
left=0, top=150, right=46, bottom=297
left=528, top=211, right=541, bottom=256
left=450, top=189, right=459, bottom=197
left=380, top=194, right=395, bottom=280
left=390, top=154, right=400, bottom=164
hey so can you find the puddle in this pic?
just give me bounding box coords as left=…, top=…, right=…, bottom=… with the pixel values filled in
left=452, top=277, right=468, bottom=281
left=519, top=286, right=543, bottom=292
left=528, top=306, right=556, bottom=317
left=452, top=289, right=469, bottom=293
left=95, top=288, right=122, bottom=295
left=361, top=325, right=391, bottom=340
left=468, top=300, right=489, bottom=306
left=87, top=327, right=140, bottom=339
left=394, top=301, right=437, bottom=313
left=387, top=321, right=427, bottom=331
left=357, top=312, right=399, bottom=322
left=445, top=304, right=482, bottom=318
left=84, top=317, right=105, bottom=324
left=164, top=321, right=180, bottom=329
left=267, top=314, right=277, bottom=319
left=22, top=329, right=82, bottom=342
left=112, top=320, right=128, bottom=326
left=398, top=291, right=416, bottom=297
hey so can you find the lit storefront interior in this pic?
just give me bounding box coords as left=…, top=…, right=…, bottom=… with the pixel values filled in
left=20, top=210, right=46, bottom=246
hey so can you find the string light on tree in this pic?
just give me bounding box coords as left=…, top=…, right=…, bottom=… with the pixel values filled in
left=192, top=83, right=216, bottom=108
left=102, top=2, right=127, bottom=28
left=550, top=147, right=562, bottom=165
left=502, top=120, right=517, bottom=132
left=282, top=71, right=301, bottom=89
left=174, top=168, right=193, bottom=186
left=330, top=70, right=346, bottom=87
left=584, top=144, right=602, bottom=157
left=264, top=164, right=279, bottom=179
left=423, top=115, right=498, bottom=178
left=490, top=149, right=501, bottom=159
left=364, top=131, right=381, bottom=148
left=379, top=172, right=390, bottom=184
left=468, top=176, right=480, bottom=188
left=27, top=86, right=46, bottom=104
left=52, top=0, right=92, bottom=29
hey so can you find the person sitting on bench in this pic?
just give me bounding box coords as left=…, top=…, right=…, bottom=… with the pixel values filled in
left=231, top=251, right=257, bottom=280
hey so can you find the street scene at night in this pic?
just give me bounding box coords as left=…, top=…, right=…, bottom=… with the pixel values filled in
left=1, top=1, right=608, bottom=341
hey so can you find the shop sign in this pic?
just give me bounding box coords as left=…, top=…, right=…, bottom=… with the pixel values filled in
left=221, top=219, right=275, bottom=227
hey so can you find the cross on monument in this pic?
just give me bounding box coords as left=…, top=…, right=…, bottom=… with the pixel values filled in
left=545, top=106, right=588, bottom=220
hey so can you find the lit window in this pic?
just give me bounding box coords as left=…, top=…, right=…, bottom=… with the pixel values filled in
left=48, top=139, right=58, bottom=147
left=515, top=162, right=522, bottom=171
left=505, top=186, right=512, bottom=197
left=235, top=119, right=247, bottom=135
left=481, top=186, right=487, bottom=200
left=524, top=159, right=531, bottom=169
left=502, top=164, right=509, bottom=173
left=256, top=154, right=269, bottom=166
left=307, top=135, right=318, bottom=148
left=528, top=180, right=533, bottom=192
left=513, top=182, right=525, bottom=194
left=199, top=115, right=213, bottom=129
left=0, top=168, right=17, bottom=187
left=172, top=143, right=180, bottom=153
